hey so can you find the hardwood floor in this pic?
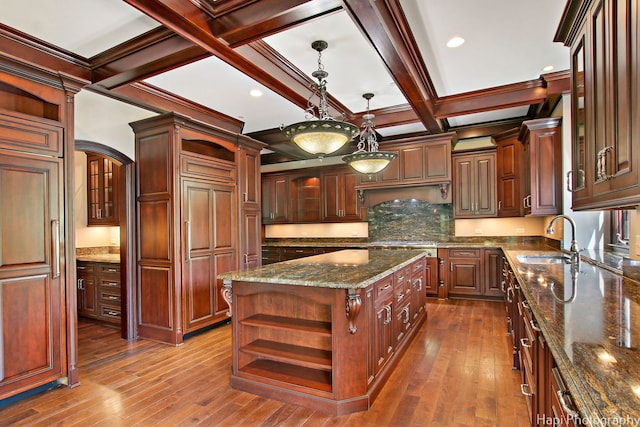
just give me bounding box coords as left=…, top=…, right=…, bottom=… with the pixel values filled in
left=0, top=299, right=530, bottom=426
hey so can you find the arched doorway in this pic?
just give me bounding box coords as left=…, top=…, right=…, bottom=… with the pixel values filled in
left=75, top=140, right=136, bottom=340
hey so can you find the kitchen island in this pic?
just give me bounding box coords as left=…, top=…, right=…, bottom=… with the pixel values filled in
left=218, top=249, right=429, bottom=415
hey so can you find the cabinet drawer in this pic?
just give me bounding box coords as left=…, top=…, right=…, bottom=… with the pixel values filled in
left=76, top=262, right=96, bottom=274
left=448, top=249, right=481, bottom=258
left=99, top=264, right=120, bottom=276
left=394, top=266, right=412, bottom=302
left=99, top=278, right=120, bottom=289
left=411, top=259, right=425, bottom=273
left=375, top=277, right=394, bottom=299
left=100, top=305, right=121, bottom=320
left=99, top=289, right=121, bottom=304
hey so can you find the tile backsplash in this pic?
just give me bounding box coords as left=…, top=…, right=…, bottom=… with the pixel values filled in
left=368, top=199, right=454, bottom=242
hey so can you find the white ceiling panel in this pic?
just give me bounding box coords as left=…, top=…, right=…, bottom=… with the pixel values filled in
left=1, top=0, right=159, bottom=58
left=401, top=0, right=569, bottom=96
left=264, top=11, right=408, bottom=113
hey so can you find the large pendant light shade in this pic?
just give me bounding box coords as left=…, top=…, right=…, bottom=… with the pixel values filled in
left=343, top=93, right=397, bottom=174
left=281, top=40, right=359, bottom=157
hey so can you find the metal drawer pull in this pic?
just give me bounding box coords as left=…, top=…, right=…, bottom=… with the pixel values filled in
left=501, top=280, right=506, bottom=293
left=506, top=287, right=514, bottom=303
left=556, top=390, right=579, bottom=417
left=384, top=305, right=392, bottom=325
left=520, top=383, right=533, bottom=397
left=396, top=293, right=404, bottom=301
left=530, top=319, right=542, bottom=332
left=379, top=283, right=392, bottom=291
left=105, top=310, right=119, bottom=317
left=106, top=295, right=118, bottom=300
left=520, top=338, right=532, bottom=348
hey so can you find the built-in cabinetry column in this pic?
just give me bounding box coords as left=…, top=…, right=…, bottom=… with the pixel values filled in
left=130, top=112, right=262, bottom=344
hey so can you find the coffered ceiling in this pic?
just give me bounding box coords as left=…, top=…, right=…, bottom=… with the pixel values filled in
left=0, top=0, right=570, bottom=163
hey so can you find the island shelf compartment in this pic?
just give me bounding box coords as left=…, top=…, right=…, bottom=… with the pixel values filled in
left=233, top=285, right=337, bottom=396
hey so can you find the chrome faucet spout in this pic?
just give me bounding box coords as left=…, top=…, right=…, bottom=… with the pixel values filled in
left=547, top=214, right=580, bottom=267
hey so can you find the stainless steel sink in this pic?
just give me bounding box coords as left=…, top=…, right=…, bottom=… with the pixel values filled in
left=516, top=254, right=571, bottom=264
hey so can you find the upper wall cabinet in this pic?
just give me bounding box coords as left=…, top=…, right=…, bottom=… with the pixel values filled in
left=87, top=153, right=120, bottom=226
left=452, top=149, right=497, bottom=218
left=518, top=118, right=563, bottom=216
left=557, top=0, right=640, bottom=209
left=495, top=130, right=523, bottom=217
left=355, top=133, right=456, bottom=190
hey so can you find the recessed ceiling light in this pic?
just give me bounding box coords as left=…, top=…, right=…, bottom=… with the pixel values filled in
left=249, top=89, right=263, bottom=97
left=446, top=36, right=465, bottom=48
left=542, top=65, right=555, bottom=72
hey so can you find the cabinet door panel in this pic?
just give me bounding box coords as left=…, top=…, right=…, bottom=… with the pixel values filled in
left=182, top=180, right=235, bottom=332
left=401, top=146, right=424, bottom=180
left=448, top=259, right=482, bottom=295
left=475, top=154, right=496, bottom=216
left=453, top=157, right=473, bottom=217
left=424, top=142, right=450, bottom=181
left=0, top=152, right=64, bottom=398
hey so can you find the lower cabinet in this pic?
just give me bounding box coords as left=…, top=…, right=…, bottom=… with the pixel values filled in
left=76, top=261, right=121, bottom=326
left=441, top=248, right=503, bottom=299
left=505, top=259, right=582, bottom=426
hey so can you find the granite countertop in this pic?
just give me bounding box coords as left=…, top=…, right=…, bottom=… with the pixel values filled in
left=219, top=249, right=427, bottom=289
left=504, top=249, right=640, bottom=425
left=76, top=253, right=120, bottom=263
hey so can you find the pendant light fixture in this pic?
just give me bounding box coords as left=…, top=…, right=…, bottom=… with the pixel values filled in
left=281, top=40, right=359, bottom=157
left=343, top=93, right=397, bottom=174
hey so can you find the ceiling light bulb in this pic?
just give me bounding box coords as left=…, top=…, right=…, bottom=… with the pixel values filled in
left=542, top=65, right=555, bottom=72
left=249, top=89, right=263, bottom=97
left=447, top=37, right=465, bottom=48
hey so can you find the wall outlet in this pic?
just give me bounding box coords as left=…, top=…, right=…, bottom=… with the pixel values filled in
left=474, top=228, right=483, bottom=234
left=516, top=228, right=525, bottom=234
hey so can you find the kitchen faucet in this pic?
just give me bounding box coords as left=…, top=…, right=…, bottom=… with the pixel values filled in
left=546, top=214, right=581, bottom=268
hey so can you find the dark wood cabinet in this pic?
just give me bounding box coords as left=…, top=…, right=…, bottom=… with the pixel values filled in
left=424, top=256, right=439, bottom=297
left=131, top=112, right=262, bottom=344
left=77, top=261, right=121, bottom=326
left=356, top=133, right=455, bottom=189
left=238, top=143, right=264, bottom=269
left=445, top=248, right=483, bottom=296
left=292, top=172, right=321, bottom=222
left=77, top=261, right=98, bottom=318
left=483, top=248, right=503, bottom=298
left=261, top=165, right=366, bottom=225
left=0, top=61, right=83, bottom=398
left=262, top=173, right=290, bottom=224
left=557, top=0, right=640, bottom=210
left=86, top=153, right=120, bottom=226
left=374, top=276, right=395, bottom=376
left=440, top=248, right=503, bottom=299
left=453, top=150, right=497, bottom=218
left=495, top=130, right=523, bottom=217
left=321, top=166, right=365, bottom=222
left=518, top=118, right=563, bottom=216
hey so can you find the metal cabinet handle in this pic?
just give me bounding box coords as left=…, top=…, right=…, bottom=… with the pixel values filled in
left=403, top=306, right=410, bottom=323
left=501, top=280, right=506, bottom=293
left=396, top=292, right=405, bottom=301
left=596, top=146, right=614, bottom=182
left=556, top=390, right=580, bottom=417
left=520, top=338, right=532, bottom=348
left=530, top=319, right=541, bottom=332
left=522, top=300, right=530, bottom=310
left=106, top=310, right=119, bottom=317
left=415, top=278, right=423, bottom=292
left=185, top=220, right=191, bottom=263
left=77, top=278, right=85, bottom=290
left=520, top=383, right=533, bottom=397
left=498, top=200, right=502, bottom=211
left=380, top=283, right=392, bottom=292
left=51, top=220, right=60, bottom=278
left=106, top=295, right=118, bottom=300
left=384, top=305, right=392, bottom=325
left=506, top=287, right=514, bottom=303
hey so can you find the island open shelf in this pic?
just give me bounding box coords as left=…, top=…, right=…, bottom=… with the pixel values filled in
left=219, top=249, right=429, bottom=415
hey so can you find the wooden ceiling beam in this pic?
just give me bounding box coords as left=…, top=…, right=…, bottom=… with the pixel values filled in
left=90, top=27, right=211, bottom=90
left=123, top=0, right=314, bottom=110
left=341, top=0, right=444, bottom=134
left=200, top=0, right=344, bottom=47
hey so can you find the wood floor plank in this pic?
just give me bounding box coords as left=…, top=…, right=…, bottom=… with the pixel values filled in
left=0, top=300, right=529, bottom=426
